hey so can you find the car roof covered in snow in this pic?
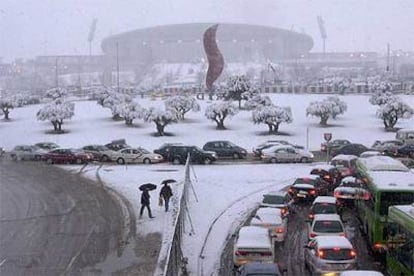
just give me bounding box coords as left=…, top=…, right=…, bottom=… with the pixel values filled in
left=310, top=164, right=335, bottom=171
left=331, top=154, right=358, bottom=161
left=313, top=236, right=353, bottom=249
left=313, top=213, right=342, bottom=221
left=339, top=270, right=384, bottom=276
left=357, top=155, right=409, bottom=172
left=312, top=196, right=337, bottom=204
left=236, top=226, right=271, bottom=249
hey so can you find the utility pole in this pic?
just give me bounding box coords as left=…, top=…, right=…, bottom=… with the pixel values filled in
left=386, top=43, right=391, bottom=72
left=55, top=58, right=59, bottom=88
left=317, top=16, right=327, bottom=57
left=116, top=42, right=120, bottom=93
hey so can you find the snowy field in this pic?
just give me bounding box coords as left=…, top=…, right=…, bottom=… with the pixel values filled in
left=1, top=93, right=413, bottom=274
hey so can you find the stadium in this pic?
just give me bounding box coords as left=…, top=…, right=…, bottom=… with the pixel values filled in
left=101, top=23, right=314, bottom=67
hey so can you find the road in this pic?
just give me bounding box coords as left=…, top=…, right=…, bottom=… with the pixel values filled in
left=0, top=159, right=129, bottom=275
left=220, top=200, right=386, bottom=275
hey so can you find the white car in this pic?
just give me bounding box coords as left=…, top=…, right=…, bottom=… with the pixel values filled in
left=82, top=144, right=120, bottom=162
left=308, top=214, right=346, bottom=240
left=252, top=140, right=304, bottom=156
left=233, top=226, right=274, bottom=267
left=261, top=145, right=314, bottom=163
left=114, top=147, right=164, bottom=164
left=10, top=145, right=48, bottom=161
left=304, top=236, right=358, bottom=275
left=250, top=207, right=288, bottom=243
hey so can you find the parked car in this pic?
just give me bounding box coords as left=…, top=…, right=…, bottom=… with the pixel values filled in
left=104, top=139, right=129, bottom=151
left=166, top=145, right=217, bottom=165
left=260, top=145, right=314, bottom=163
left=82, top=144, right=119, bottom=162
left=331, top=143, right=369, bottom=157
left=308, top=214, right=346, bottom=240
left=395, top=143, right=414, bottom=158
left=202, top=140, right=247, bottom=159
left=395, top=128, right=414, bottom=144
left=250, top=207, right=288, bottom=243
left=114, top=147, right=164, bottom=164
left=41, top=148, right=94, bottom=164
left=237, top=262, right=284, bottom=276
left=308, top=196, right=341, bottom=222
left=304, top=236, right=357, bottom=275
left=260, top=191, right=292, bottom=217
left=233, top=226, right=274, bottom=267
left=34, top=142, right=60, bottom=151
left=9, top=145, right=48, bottom=161
left=371, top=140, right=404, bottom=156
left=252, top=140, right=304, bottom=157
left=320, top=139, right=351, bottom=153
left=153, top=143, right=183, bottom=159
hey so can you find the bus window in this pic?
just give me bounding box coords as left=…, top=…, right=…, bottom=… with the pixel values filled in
left=380, top=192, right=414, bottom=215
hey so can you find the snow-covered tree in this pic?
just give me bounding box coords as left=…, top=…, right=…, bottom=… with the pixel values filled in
left=97, top=87, right=132, bottom=119
left=164, top=95, right=200, bottom=120
left=326, top=96, right=347, bottom=119
left=142, top=107, right=178, bottom=136
left=223, top=75, right=252, bottom=108
left=306, top=100, right=336, bottom=126
left=252, top=105, right=293, bottom=134
left=114, top=101, right=144, bottom=125
left=45, top=87, right=68, bottom=100
left=376, top=97, right=413, bottom=130
left=36, top=99, right=75, bottom=132
left=244, top=94, right=273, bottom=110
left=369, top=91, right=396, bottom=106
left=205, top=102, right=239, bottom=130
left=0, top=97, right=17, bottom=120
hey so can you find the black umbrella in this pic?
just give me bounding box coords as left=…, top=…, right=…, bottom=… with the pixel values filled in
left=139, top=183, right=157, bottom=191
left=161, top=179, right=177, bottom=185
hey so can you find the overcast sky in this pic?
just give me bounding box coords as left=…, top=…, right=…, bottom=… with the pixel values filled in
left=1, top=0, right=413, bottom=62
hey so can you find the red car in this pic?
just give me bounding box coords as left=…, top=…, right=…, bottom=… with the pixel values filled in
left=41, top=148, right=93, bottom=164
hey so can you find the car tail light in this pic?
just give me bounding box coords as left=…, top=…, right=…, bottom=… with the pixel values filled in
left=235, top=250, right=247, bottom=256
left=334, top=191, right=341, bottom=197
left=350, top=250, right=357, bottom=258
left=318, top=249, right=324, bottom=258
left=310, top=189, right=316, bottom=195
left=309, top=233, right=317, bottom=238
left=340, top=233, right=346, bottom=237
left=275, top=227, right=284, bottom=234
left=288, top=188, right=294, bottom=194
left=281, top=207, right=288, bottom=216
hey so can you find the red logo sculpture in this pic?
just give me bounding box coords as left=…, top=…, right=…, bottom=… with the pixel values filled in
left=203, top=24, right=224, bottom=92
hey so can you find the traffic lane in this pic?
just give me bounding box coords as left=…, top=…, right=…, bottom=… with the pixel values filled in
left=0, top=160, right=125, bottom=275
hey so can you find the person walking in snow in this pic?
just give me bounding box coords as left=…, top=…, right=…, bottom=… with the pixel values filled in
left=159, top=183, right=173, bottom=212
left=140, top=188, right=154, bottom=218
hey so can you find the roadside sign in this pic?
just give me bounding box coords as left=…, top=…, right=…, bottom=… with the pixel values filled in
left=324, top=133, right=332, bottom=142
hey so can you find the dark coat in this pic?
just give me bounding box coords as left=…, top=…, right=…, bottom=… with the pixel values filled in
left=160, top=184, right=173, bottom=199
left=141, top=190, right=150, bottom=205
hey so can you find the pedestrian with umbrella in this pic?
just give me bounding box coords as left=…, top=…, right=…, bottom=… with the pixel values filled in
left=139, top=183, right=157, bottom=219
left=159, top=179, right=175, bottom=212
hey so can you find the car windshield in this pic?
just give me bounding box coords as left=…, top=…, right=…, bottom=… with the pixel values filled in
left=262, top=195, right=286, bottom=205
left=312, top=203, right=337, bottom=214
left=313, top=221, right=343, bottom=233
left=320, top=249, right=354, bottom=260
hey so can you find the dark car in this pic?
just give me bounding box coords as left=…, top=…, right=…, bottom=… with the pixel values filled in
left=237, top=262, right=284, bottom=276
left=290, top=175, right=330, bottom=199
left=320, top=139, right=351, bottom=153
left=104, top=139, right=129, bottom=151
left=310, top=165, right=342, bottom=188
left=153, top=143, right=183, bottom=159
left=371, top=140, right=404, bottom=156
left=202, top=140, right=247, bottom=159
left=331, top=143, right=369, bottom=157
left=167, top=145, right=217, bottom=165
left=396, top=144, right=414, bottom=158
left=41, top=148, right=93, bottom=164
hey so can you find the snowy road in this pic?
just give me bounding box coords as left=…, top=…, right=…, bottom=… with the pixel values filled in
left=0, top=159, right=127, bottom=275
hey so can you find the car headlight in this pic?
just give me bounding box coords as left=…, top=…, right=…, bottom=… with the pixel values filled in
left=310, top=153, right=314, bottom=158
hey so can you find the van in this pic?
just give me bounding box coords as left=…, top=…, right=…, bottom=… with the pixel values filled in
left=396, top=128, right=414, bottom=144
left=233, top=226, right=274, bottom=267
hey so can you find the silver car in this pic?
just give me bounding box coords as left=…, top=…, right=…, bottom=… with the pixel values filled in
left=304, top=236, right=357, bottom=275
left=10, top=145, right=48, bottom=161
left=261, top=145, right=314, bottom=163
left=113, top=147, right=164, bottom=164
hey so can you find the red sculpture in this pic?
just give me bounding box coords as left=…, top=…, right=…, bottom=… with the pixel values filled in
left=203, top=24, right=224, bottom=92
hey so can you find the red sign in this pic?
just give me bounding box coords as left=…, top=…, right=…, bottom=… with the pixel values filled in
left=324, top=133, right=332, bottom=142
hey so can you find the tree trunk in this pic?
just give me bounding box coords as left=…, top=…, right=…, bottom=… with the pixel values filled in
left=156, top=123, right=165, bottom=136
left=238, top=100, right=242, bottom=109
left=274, top=123, right=280, bottom=133
left=320, top=115, right=329, bottom=126
left=125, top=118, right=133, bottom=125
left=52, top=121, right=58, bottom=131
left=267, top=124, right=274, bottom=134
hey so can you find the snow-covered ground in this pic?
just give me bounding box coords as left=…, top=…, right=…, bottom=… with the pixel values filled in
left=1, top=94, right=413, bottom=274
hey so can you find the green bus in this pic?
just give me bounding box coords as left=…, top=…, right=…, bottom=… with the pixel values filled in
left=355, top=156, right=414, bottom=256
left=386, top=205, right=414, bottom=276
